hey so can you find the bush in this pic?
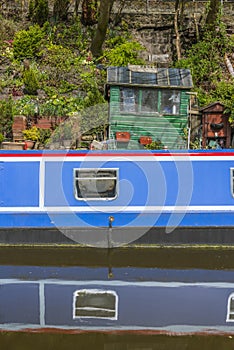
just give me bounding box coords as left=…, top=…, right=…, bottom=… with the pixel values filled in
left=23, top=67, right=39, bottom=95
left=23, top=126, right=40, bottom=141
left=38, top=128, right=51, bottom=145
left=13, top=24, right=45, bottom=60
left=0, top=98, right=13, bottom=139
left=102, top=40, right=145, bottom=66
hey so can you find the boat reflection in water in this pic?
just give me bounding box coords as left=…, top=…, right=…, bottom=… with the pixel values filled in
left=1, top=247, right=234, bottom=348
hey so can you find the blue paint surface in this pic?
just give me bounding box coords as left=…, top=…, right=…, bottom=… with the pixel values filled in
left=0, top=149, right=234, bottom=229
left=0, top=162, right=40, bottom=206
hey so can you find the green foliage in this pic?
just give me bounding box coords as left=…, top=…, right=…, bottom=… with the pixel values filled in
left=81, top=0, right=98, bottom=26
left=13, top=96, right=37, bottom=117
left=29, top=0, right=34, bottom=19
left=13, top=95, right=83, bottom=118
left=183, top=128, right=201, bottom=149
left=23, top=67, right=40, bottom=95
left=0, top=98, right=13, bottom=138
left=40, top=44, right=79, bottom=89
left=41, top=44, right=74, bottom=70
left=206, top=81, right=234, bottom=122
left=23, top=126, right=40, bottom=141
left=80, top=67, right=106, bottom=108
left=174, top=20, right=234, bottom=122
left=145, top=139, right=164, bottom=150
left=175, top=20, right=234, bottom=86
left=40, top=95, right=82, bottom=117
left=29, top=0, right=49, bottom=26
left=1, top=12, right=149, bottom=148
left=51, top=20, right=90, bottom=52
left=53, top=0, right=70, bottom=22
left=80, top=103, right=108, bottom=137
left=50, top=115, right=81, bottom=145
left=175, top=35, right=223, bottom=88
left=0, top=17, right=22, bottom=42
left=13, top=24, right=45, bottom=60
left=102, top=40, right=145, bottom=66
left=38, top=128, right=52, bottom=145
left=0, top=133, right=4, bottom=143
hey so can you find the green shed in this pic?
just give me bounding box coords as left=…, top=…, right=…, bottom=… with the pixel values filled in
left=106, top=65, right=193, bottom=149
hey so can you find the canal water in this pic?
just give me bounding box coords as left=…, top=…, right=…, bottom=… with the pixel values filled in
left=0, top=247, right=234, bottom=349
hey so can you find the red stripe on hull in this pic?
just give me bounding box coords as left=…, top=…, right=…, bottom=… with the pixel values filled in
left=1, top=328, right=234, bottom=336
left=1, top=151, right=234, bottom=158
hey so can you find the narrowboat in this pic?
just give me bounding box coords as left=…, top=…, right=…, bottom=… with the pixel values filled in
left=1, top=148, right=234, bottom=247
left=1, top=247, right=234, bottom=335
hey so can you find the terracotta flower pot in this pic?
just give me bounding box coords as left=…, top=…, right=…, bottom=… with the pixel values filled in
left=24, top=140, right=35, bottom=150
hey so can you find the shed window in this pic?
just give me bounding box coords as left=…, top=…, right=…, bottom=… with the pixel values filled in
left=231, top=168, right=234, bottom=198
left=74, top=168, right=118, bottom=200
left=73, top=289, right=118, bottom=319
left=226, top=293, right=234, bottom=321
left=141, top=88, right=158, bottom=113
left=161, top=90, right=180, bottom=115
left=120, top=88, right=138, bottom=112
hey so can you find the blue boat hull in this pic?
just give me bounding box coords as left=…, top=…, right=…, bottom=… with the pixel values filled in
left=1, top=149, right=234, bottom=247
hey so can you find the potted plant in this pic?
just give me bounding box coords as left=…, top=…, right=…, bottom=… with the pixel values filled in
left=22, top=126, right=40, bottom=149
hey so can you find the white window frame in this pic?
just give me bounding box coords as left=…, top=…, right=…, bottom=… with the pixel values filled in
left=230, top=168, right=234, bottom=198
left=226, top=292, right=234, bottom=322
left=73, top=289, right=118, bottom=320
left=74, top=168, right=118, bottom=201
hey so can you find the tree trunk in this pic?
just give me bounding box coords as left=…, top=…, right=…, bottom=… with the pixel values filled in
left=174, top=8, right=181, bottom=61
left=174, top=0, right=182, bottom=61
left=205, top=0, right=221, bottom=32
left=90, top=0, right=112, bottom=58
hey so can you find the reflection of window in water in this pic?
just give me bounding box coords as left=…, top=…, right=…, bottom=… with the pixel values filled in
left=141, top=88, right=158, bottom=113
left=73, top=289, right=118, bottom=319
left=161, top=90, right=180, bottom=115
left=227, top=293, right=234, bottom=321
left=120, top=88, right=138, bottom=112
left=74, top=168, right=118, bottom=200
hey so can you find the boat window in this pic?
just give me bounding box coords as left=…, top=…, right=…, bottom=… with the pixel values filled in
left=73, top=289, right=118, bottom=319
left=74, top=168, right=118, bottom=200
left=226, top=293, right=234, bottom=321
left=231, top=169, right=234, bottom=198
left=161, top=90, right=180, bottom=115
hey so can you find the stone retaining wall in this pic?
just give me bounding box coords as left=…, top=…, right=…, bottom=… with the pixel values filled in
left=1, top=0, right=234, bottom=65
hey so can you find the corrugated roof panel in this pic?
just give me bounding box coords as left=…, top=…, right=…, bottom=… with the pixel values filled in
left=169, top=68, right=180, bottom=86
left=107, top=67, right=129, bottom=84
left=157, top=68, right=169, bottom=86
left=131, top=71, right=157, bottom=84
left=107, top=66, right=193, bottom=88
left=180, top=69, right=193, bottom=87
